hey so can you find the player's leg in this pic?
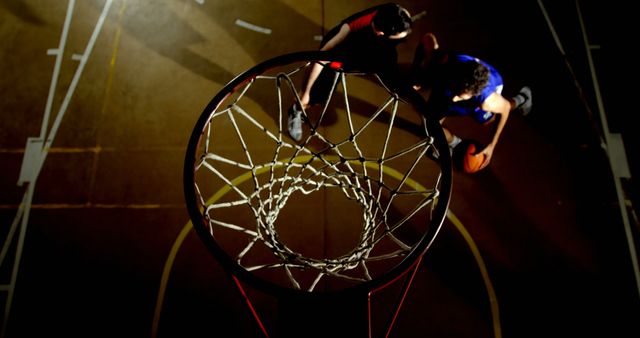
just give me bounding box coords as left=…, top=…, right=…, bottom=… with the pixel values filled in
left=288, top=66, right=339, bottom=141
left=441, top=120, right=462, bottom=150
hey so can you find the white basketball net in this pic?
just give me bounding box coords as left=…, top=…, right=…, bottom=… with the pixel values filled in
left=191, top=60, right=445, bottom=292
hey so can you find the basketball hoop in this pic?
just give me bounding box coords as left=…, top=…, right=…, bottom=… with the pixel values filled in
left=184, top=51, right=451, bottom=337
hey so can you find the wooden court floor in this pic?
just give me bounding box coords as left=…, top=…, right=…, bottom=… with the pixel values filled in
left=1, top=1, right=638, bottom=337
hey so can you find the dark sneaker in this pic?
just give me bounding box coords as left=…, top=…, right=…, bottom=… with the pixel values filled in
left=514, top=86, right=532, bottom=116
left=287, top=105, right=303, bottom=141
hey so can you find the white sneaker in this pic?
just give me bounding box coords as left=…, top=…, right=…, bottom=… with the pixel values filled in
left=515, top=86, right=532, bottom=116
left=448, top=135, right=462, bottom=149
left=287, top=105, right=303, bottom=141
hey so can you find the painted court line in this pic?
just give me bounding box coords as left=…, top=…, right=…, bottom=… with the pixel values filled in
left=235, top=19, right=272, bottom=34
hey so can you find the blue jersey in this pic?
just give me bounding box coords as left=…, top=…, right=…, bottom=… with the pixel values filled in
left=432, top=54, right=504, bottom=123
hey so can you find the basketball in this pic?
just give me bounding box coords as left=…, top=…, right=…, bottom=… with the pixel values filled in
left=450, top=139, right=486, bottom=173
left=463, top=142, right=487, bottom=173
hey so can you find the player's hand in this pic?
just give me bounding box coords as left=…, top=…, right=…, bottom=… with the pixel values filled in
left=478, top=144, right=494, bottom=169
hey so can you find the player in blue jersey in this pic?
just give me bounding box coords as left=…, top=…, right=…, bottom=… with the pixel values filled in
left=410, top=33, right=532, bottom=170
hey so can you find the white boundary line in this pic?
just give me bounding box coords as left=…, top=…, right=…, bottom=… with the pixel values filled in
left=573, top=0, right=640, bottom=299
left=537, top=0, right=640, bottom=298
left=1, top=1, right=115, bottom=336
left=235, top=19, right=272, bottom=35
